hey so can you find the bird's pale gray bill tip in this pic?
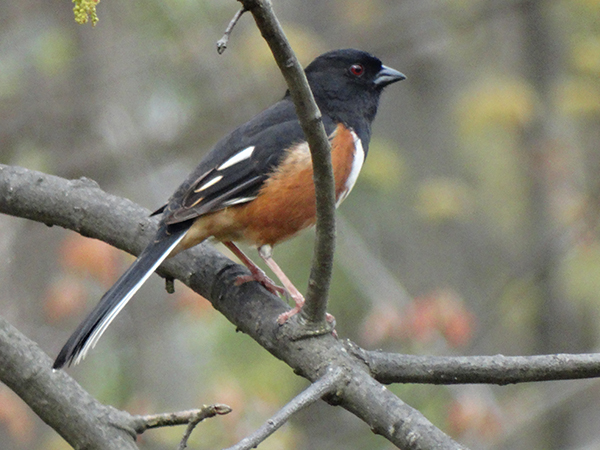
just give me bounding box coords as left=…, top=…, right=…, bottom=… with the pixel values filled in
left=374, top=65, right=406, bottom=86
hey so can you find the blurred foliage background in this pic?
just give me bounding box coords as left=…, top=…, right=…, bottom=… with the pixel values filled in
left=1, top=0, right=600, bottom=449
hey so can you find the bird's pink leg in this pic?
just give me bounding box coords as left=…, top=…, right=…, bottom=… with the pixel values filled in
left=257, top=245, right=306, bottom=324
left=223, top=241, right=286, bottom=297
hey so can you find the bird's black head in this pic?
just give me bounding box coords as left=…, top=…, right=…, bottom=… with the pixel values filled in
left=303, top=49, right=405, bottom=138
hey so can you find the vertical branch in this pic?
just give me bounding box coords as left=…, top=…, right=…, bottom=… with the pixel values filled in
left=239, top=0, right=336, bottom=325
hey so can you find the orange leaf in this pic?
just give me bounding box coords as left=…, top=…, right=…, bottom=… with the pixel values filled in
left=0, top=387, right=34, bottom=445
left=173, top=284, right=214, bottom=318
left=447, top=395, right=502, bottom=439
left=43, top=275, right=88, bottom=322
left=59, top=234, right=122, bottom=286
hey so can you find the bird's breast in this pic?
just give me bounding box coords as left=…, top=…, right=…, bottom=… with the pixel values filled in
left=225, top=123, right=364, bottom=247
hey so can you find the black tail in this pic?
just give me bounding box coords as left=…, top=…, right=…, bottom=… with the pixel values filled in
left=53, top=226, right=187, bottom=369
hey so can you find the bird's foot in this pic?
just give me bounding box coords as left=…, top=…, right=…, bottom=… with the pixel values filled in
left=234, top=267, right=286, bottom=297
left=276, top=294, right=336, bottom=327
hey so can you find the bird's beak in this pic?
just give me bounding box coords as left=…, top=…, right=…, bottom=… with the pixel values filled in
left=374, top=65, right=406, bottom=87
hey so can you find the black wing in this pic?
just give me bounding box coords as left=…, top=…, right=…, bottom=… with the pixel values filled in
left=160, top=98, right=337, bottom=225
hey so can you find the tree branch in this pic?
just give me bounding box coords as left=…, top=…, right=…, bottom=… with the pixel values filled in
left=224, top=367, right=344, bottom=450
left=0, top=306, right=231, bottom=449
left=350, top=346, right=600, bottom=385
left=0, top=314, right=139, bottom=450
left=216, top=7, right=247, bottom=54
left=239, top=0, right=336, bottom=326
left=133, top=405, right=232, bottom=450
left=132, top=405, right=232, bottom=431
left=0, top=164, right=465, bottom=449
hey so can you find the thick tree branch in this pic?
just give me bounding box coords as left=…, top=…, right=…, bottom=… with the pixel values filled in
left=0, top=164, right=465, bottom=449
left=0, top=315, right=139, bottom=450
left=0, top=306, right=230, bottom=449
left=239, top=0, right=336, bottom=326
left=350, top=347, right=600, bottom=385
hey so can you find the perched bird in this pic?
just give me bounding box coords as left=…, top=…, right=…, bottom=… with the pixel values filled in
left=53, top=48, right=405, bottom=369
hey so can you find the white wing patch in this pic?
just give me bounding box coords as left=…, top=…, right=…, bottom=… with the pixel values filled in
left=217, top=146, right=255, bottom=171
left=194, top=174, right=223, bottom=192
left=221, top=196, right=257, bottom=207
left=336, top=130, right=365, bottom=207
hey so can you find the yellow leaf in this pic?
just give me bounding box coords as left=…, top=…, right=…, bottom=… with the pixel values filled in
left=236, top=24, right=326, bottom=76
left=571, top=36, right=600, bottom=75
left=415, top=177, right=472, bottom=221
left=360, top=139, right=405, bottom=191
left=556, top=77, right=600, bottom=116
left=455, top=78, right=536, bottom=136
left=338, top=0, right=384, bottom=26
left=72, top=0, right=99, bottom=26
left=561, top=242, right=600, bottom=307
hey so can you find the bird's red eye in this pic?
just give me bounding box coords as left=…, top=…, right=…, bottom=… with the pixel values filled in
left=350, top=64, right=364, bottom=77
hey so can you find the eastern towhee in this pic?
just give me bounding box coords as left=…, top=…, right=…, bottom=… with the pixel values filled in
left=53, top=48, right=405, bottom=369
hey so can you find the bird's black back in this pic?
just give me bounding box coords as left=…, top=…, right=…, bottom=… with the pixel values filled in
left=161, top=49, right=390, bottom=227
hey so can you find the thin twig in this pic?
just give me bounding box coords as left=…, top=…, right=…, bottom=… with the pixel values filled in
left=239, top=0, right=336, bottom=326
left=131, top=405, right=232, bottom=450
left=216, top=7, right=247, bottom=54
left=134, top=404, right=232, bottom=431
left=351, top=346, right=600, bottom=385
left=177, top=405, right=231, bottom=450
left=223, top=367, right=344, bottom=450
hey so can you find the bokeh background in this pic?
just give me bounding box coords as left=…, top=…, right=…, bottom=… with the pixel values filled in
left=2, top=0, right=600, bottom=448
